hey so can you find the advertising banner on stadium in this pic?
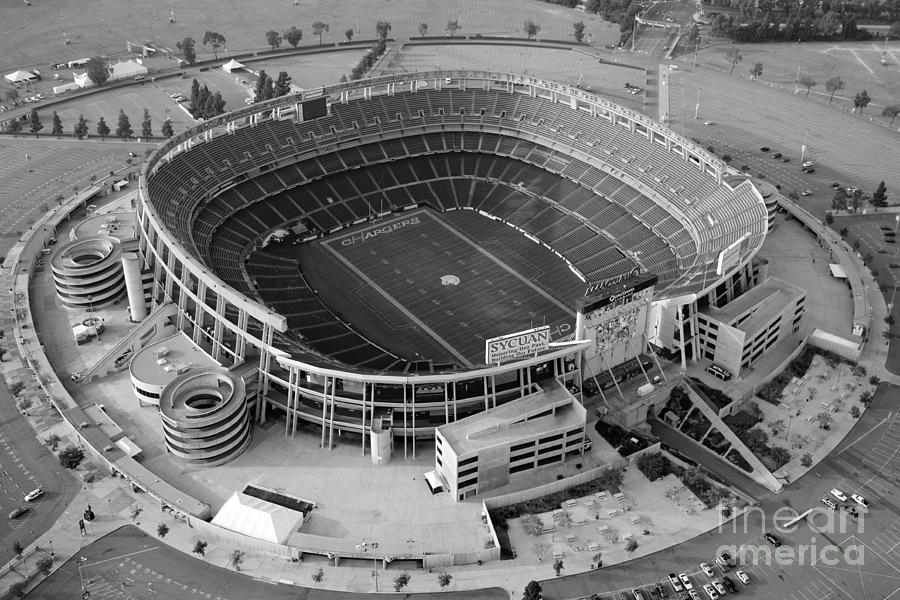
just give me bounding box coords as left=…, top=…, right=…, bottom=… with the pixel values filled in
left=485, top=326, right=551, bottom=364
left=716, top=233, right=749, bottom=276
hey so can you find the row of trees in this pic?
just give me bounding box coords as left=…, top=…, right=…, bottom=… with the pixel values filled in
left=3, top=108, right=174, bottom=139
left=704, top=0, right=900, bottom=23
left=709, top=12, right=873, bottom=43
left=832, top=181, right=889, bottom=211
left=253, top=70, right=293, bottom=102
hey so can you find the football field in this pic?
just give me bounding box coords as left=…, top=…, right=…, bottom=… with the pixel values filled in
left=314, top=209, right=582, bottom=367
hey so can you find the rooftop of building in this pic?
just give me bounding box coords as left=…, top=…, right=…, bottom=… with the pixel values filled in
left=71, top=210, right=138, bottom=244
left=701, top=276, right=806, bottom=337
left=129, top=331, right=220, bottom=387
left=438, top=379, right=585, bottom=456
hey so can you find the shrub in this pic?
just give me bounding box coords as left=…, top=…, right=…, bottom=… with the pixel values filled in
left=7, top=581, right=26, bottom=598
left=636, top=452, right=677, bottom=481
left=850, top=405, right=861, bottom=418
left=45, top=434, right=61, bottom=451
left=725, top=449, right=753, bottom=472
left=157, top=523, right=169, bottom=538
left=801, top=453, right=813, bottom=467
left=689, top=378, right=733, bottom=410
left=625, top=538, right=639, bottom=553
left=58, top=446, right=85, bottom=469
left=193, top=540, right=208, bottom=556
left=10, top=381, right=25, bottom=396
left=393, top=572, right=411, bottom=591
left=36, top=556, right=53, bottom=575
left=13, top=541, right=22, bottom=555
left=767, top=446, right=792, bottom=470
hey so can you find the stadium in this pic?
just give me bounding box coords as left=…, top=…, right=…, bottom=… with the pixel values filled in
left=135, top=69, right=770, bottom=469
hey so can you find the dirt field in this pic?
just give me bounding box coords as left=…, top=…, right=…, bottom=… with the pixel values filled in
left=0, top=0, right=609, bottom=73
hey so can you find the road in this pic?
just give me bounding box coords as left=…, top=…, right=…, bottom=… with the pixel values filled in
left=28, top=526, right=507, bottom=600
left=0, top=384, right=80, bottom=565
left=541, top=383, right=900, bottom=600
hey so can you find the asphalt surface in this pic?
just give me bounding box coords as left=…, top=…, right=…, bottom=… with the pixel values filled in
left=0, top=384, right=80, bottom=565
left=28, top=526, right=507, bottom=600
left=541, top=383, right=900, bottom=600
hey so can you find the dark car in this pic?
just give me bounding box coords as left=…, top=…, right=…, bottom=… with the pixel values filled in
left=764, top=532, right=782, bottom=547
left=721, top=577, right=737, bottom=593
left=772, top=152, right=783, bottom=159
left=805, top=168, right=815, bottom=173
left=7, top=506, right=29, bottom=519
left=760, top=146, right=770, bottom=152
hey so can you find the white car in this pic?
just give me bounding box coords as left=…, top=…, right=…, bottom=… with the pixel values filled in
left=830, top=488, right=848, bottom=502
left=24, top=488, right=43, bottom=502
left=712, top=579, right=727, bottom=595
left=801, top=190, right=813, bottom=196
left=680, top=573, right=693, bottom=590
left=701, top=562, right=715, bottom=577
left=704, top=120, right=713, bottom=126
left=822, top=497, right=837, bottom=510
left=736, top=570, right=750, bottom=584
left=703, top=584, right=719, bottom=600
left=689, top=591, right=701, bottom=600
left=851, top=494, right=869, bottom=508
left=669, top=573, right=684, bottom=592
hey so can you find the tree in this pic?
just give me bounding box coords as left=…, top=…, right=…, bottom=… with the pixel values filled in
left=799, top=76, right=817, bottom=96
left=115, top=109, right=133, bottom=140
left=749, top=62, right=763, bottom=79
left=860, top=390, right=874, bottom=406
left=58, top=446, right=85, bottom=469
left=573, top=21, right=586, bottom=43
left=801, top=452, right=813, bottom=467
left=157, top=523, right=169, bottom=538
left=882, top=105, right=900, bottom=127
left=726, top=46, right=743, bottom=74
left=192, top=540, right=208, bottom=556
left=850, top=405, right=861, bottom=418
left=524, top=20, right=541, bottom=39
left=446, top=19, right=461, bottom=37
left=553, top=558, right=564, bottom=576
left=524, top=581, right=542, bottom=600
left=28, top=109, right=43, bottom=136
left=832, top=188, right=848, bottom=211
left=229, top=550, right=244, bottom=571
left=255, top=70, right=274, bottom=102
left=141, top=108, right=152, bottom=139
left=161, top=119, right=174, bottom=138
left=625, top=538, right=639, bottom=554
left=376, top=20, right=392, bottom=40
left=265, top=30, right=282, bottom=50
left=815, top=411, right=832, bottom=430
left=51, top=111, right=63, bottom=138
left=284, top=26, right=303, bottom=47
left=85, top=56, right=109, bottom=86
left=438, top=572, right=452, bottom=590
left=825, top=76, right=845, bottom=105
left=8, top=580, right=26, bottom=598
left=418, top=23, right=429, bottom=37
left=13, top=541, right=23, bottom=556
left=3, top=119, right=22, bottom=136
left=5, top=89, right=18, bottom=102
left=312, top=21, right=329, bottom=45
left=854, top=90, right=871, bottom=115
left=345, top=28, right=354, bottom=42
left=392, top=572, right=411, bottom=592
left=274, top=71, right=292, bottom=97
left=202, top=31, right=226, bottom=59
left=176, top=37, right=197, bottom=65
left=74, top=114, right=89, bottom=139
left=872, top=181, right=888, bottom=208
left=311, top=567, right=324, bottom=585
left=891, top=21, right=900, bottom=38
left=36, top=556, right=53, bottom=575
left=45, top=433, right=62, bottom=450
left=96, top=116, right=110, bottom=139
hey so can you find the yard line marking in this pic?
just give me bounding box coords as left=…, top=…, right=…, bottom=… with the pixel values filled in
left=83, top=547, right=160, bottom=568
left=321, top=216, right=473, bottom=367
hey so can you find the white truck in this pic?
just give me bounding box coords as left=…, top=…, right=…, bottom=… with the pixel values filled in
left=637, top=383, right=655, bottom=397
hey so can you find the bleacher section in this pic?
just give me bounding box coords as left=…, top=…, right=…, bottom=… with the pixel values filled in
left=144, top=77, right=769, bottom=372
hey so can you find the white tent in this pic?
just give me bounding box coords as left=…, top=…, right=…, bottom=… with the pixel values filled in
left=221, top=59, right=244, bottom=73
left=110, top=59, right=148, bottom=81
left=73, top=72, right=94, bottom=89
left=4, top=70, right=36, bottom=83
left=211, top=492, right=303, bottom=544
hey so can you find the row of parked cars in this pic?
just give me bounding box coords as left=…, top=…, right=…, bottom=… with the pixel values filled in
left=821, top=488, right=869, bottom=514
left=663, top=551, right=750, bottom=600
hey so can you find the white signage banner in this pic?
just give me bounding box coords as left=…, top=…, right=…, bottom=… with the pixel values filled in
left=485, top=326, right=551, bottom=364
